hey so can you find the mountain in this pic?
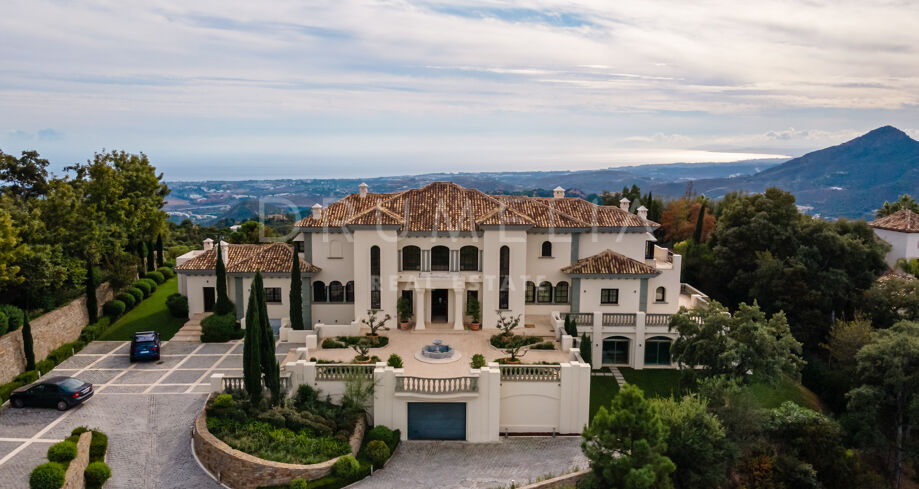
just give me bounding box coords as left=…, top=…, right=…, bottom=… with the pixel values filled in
left=649, top=126, right=919, bottom=218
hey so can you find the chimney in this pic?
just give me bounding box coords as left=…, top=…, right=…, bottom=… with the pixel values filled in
left=619, top=197, right=630, bottom=212
left=203, top=238, right=214, bottom=251
left=637, top=205, right=648, bottom=220
left=359, top=182, right=368, bottom=198
left=220, top=241, right=229, bottom=263
left=553, top=186, right=565, bottom=199
left=312, top=203, right=322, bottom=219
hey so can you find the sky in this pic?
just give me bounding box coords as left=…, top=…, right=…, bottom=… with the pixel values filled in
left=1, top=0, right=918, bottom=181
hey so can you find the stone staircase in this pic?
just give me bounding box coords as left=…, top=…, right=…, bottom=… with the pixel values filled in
left=171, top=313, right=207, bottom=342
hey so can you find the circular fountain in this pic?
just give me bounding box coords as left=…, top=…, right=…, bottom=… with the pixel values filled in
left=415, top=339, right=463, bottom=364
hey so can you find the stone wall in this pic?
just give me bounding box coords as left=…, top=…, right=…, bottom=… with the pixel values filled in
left=518, top=469, right=591, bottom=489
left=193, top=402, right=366, bottom=489
left=62, top=432, right=93, bottom=489
left=0, top=283, right=113, bottom=384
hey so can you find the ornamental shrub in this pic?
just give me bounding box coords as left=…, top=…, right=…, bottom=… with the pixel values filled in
left=0, top=381, right=24, bottom=401
left=366, top=425, right=398, bottom=452
left=289, top=479, right=309, bottom=489
left=116, top=292, right=136, bottom=309
left=143, top=271, right=165, bottom=284
left=89, top=431, right=108, bottom=461
left=366, top=440, right=391, bottom=467
left=133, top=280, right=151, bottom=297
left=47, top=440, right=78, bottom=463
left=332, top=455, right=360, bottom=480
left=322, top=338, right=346, bottom=349
left=157, top=266, right=175, bottom=279
left=71, top=426, right=89, bottom=436
left=102, top=300, right=126, bottom=318
left=0, top=304, right=24, bottom=331
left=36, top=359, right=54, bottom=375
left=84, top=461, right=111, bottom=487
left=166, top=293, right=189, bottom=319
left=14, top=370, right=39, bottom=384
left=126, top=287, right=143, bottom=304
left=387, top=354, right=403, bottom=368
left=201, top=313, right=242, bottom=342
left=0, top=311, right=8, bottom=336
left=138, top=278, right=157, bottom=293
left=29, top=462, right=66, bottom=489
left=470, top=353, right=486, bottom=369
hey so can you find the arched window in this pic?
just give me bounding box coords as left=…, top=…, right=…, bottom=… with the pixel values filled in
left=460, top=246, right=479, bottom=271
left=655, top=286, right=666, bottom=303
left=431, top=246, right=450, bottom=271
left=313, top=281, right=327, bottom=302
left=402, top=246, right=421, bottom=271
left=345, top=281, right=354, bottom=303
left=329, top=239, right=342, bottom=258
left=499, top=246, right=510, bottom=310
left=525, top=281, right=536, bottom=303
left=554, top=281, right=569, bottom=304
left=602, top=336, right=630, bottom=365
left=370, top=246, right=381, bottom=309
left=537, top=281, right=553, bottom=303
left=329, top=281, right=344, bottom=302
left=541, top=241, right=552, bottom=257
left=644, top=336, right=672, bottom=365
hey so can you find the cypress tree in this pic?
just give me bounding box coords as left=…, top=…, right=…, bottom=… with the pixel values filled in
left=254, top=272, right=281, bottom=403
left=242, top=286, right=262, bottom=402
left=214, top=241, right=234, bottom=315
left=580, top=333, right=592, bottom=365
left=290, top=251, right=304, bottom=330
left=146, top=240, right=155, bottom=272
left=22, top=314, right=35, bottom=371
left=692, top=202, right=706, bottom=243
left=136, top=241, right=147, bottom=275
left=155, top=234, right=164, bottom=268
left=85, top=260, right=98, bottom=324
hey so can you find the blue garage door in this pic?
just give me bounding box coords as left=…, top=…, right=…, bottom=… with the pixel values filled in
left=407, top=402, right=466, bottom=440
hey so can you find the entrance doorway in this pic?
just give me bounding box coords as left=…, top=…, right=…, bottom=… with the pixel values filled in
left=431, top=289, right=448, bottom=322
left=203, top=287, right=215, bottom=312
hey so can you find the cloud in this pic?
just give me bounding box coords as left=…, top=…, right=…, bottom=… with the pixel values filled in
left=37, top=128, right=63, bottom=141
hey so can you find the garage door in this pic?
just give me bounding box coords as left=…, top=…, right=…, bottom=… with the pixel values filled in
left=407, top=402, right=466, bottom=440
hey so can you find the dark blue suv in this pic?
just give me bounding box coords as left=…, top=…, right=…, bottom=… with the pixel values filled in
left=130, top=331, right=161, bottom=362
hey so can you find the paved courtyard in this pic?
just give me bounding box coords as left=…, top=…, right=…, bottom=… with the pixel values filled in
left=351, top=438, right=588, bottom=489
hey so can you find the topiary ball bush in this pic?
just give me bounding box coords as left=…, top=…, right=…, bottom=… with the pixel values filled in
left=289, top=479, right=309, bottom=489
left=29, top=462, right=65, bottom=489
left=102, top=300, right=126, bottom=318
left=133, top=281, right=151, bottom=297
left=115, top=292, right=136, bottom=309
left=200, top=313, right=242, bottom=342
left=166, top=293, right=189, bottom=319
left=47, top=440, right=78, bottom=463
left=366, top=425, right=398, bottom=452
left=365, top=439, right=391, bottom=467
left=143, top=271, right=165, bottom=284
left=84, top=461, right=111, bottom=487
left=332, top=455, right=360, bottom=480
left=387, top=353, right=403, bottom=368
left=126, top=287, right=143, bottom=304
left=89, top=431, right=108, bottom=461
left=157, top=266, right=175, bottom=279
left=138, top=278, right=157, bottom=293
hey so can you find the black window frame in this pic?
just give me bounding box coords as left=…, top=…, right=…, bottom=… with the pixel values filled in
left=655, top=286, right=666, bottom=303
left=537, top=281, right=553, bottom=303
left=460, top=246, right=479, bottom=271
left=264, top=287, right=283, bottom=303
left=600, top=288, right=619, bottom=305
left=329, top=281, right=345, bottom=303
left=554, top=281, right=569, bottom=304
left=313, top=281, right=327, bottom=302
left=345, top=281, right=355, bottom=303
left=541, top=241, right=552, bottom=257
left=431, top=246, right=450, bottom=271
left=525, top=281, right=536, bottom=304
left=402, top=246, right=421, bottom=271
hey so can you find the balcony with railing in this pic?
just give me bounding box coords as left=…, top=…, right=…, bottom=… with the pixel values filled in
left=316, top=364, right=375, bottom=381
left=563, top=312, right=594, bottom=326
left=395, top=376, right=479, bottom=394
left=645, top=314, right=672, bottom=327
left=602, top=313, right=636, bottom=327
left=500, top=365, right=561, bottom=382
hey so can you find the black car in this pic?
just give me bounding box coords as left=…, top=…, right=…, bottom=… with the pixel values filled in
left=131, top=331, right=161, bottom=362
left=9, top=376, right=93, bottom=411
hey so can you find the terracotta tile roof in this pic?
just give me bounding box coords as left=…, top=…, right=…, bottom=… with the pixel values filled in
left=176, top=243, right=319, bottom=274
left=561, top=249, right=660, bottom=276
left=296, top=182, right=657, bottom=232
left=870, top=209, right=919, bottom=233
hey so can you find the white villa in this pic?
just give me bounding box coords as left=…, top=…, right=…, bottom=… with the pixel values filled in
left=869, top=208, right=919, bottom=267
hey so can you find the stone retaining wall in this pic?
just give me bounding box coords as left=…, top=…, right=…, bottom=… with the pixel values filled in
left=62, top=432, right=93, bottom=489
left=518, top=469, right=591, bottom=489
left=193, top=401, right=366, bottom=489
left=0, top=283, right=113, bottom=384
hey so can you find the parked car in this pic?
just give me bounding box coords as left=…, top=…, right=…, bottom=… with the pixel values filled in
left=9, top=376, right=93, bottom=411
left=131, top=331, right=161, bottom=362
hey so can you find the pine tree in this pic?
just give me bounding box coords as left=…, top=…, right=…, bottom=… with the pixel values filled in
left=242, top=286, right=262, bottom=402
left=146, top=240, right=155, bottom=272
left=85, top=260, right=98, bottom=324
left=253, top=272, right=281, bottom=403
left=290, top=251, right=304, bottom=330
left=155, top=234, right=164, bottom=268
left=692, top=202, right=706, bottom=243
left=22, top=314, right=35, bottom=371
left=214, top=241, right=234, bottom=315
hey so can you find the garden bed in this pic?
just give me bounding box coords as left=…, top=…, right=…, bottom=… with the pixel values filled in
left=320, top=335, right=389, bottom=349
left=489, top=333, right=551, bottom=349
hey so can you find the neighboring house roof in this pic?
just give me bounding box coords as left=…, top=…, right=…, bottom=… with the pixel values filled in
left=296, top=181, right=655, bottom=232
left=869, top=209, right=919, bottom=233
left=561, top=249, right=660, bottom=277
left=175, top=243, right=320, bottom=274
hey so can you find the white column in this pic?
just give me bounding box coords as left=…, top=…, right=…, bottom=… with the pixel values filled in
left=453, top=287, right=465, bottom=330
left=591, top=311, right=603, bottom=370
left=633, top=312, right=646, bottom=370
left=209, top=373, right=224, bottom=393
left=414, top=286, right=426, bottom=330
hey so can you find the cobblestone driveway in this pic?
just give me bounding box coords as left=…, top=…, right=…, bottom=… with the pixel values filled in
left=350, top=438, right=588, bottom=489
left=0, top=340, right=296, bottom=489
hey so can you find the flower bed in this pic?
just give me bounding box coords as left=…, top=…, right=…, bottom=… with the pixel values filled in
left=320, top=336, right=388, bottom=349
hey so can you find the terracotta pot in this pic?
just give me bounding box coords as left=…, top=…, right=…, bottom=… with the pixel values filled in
left=503, top=359, right=521, bottom=364
left=470, top=322, right=481, bottom=331
left=354, top=357, right=373, bottom=364
left=400, top=322, right=411, bottom=330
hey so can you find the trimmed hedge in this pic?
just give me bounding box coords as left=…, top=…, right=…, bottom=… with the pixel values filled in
left=289, top=479, right=309, bottom=489
left=79, top=317, right=112, bottom=343
left=133, top=280, right=151, bottom=297
left=365, top=440, right=390, bottom=467
left=157, top=266, right=175, bottom=279
left=15, top=369, right=39, bottom=384
left=116, top=292, right=136, bottom=309
left=365, top=425, right=399, bottom=453
left=29, top=462, right=65, bottom=489
left=143, top=271, right=165, bottom=284
left=84, top=461, right=111, bottom=488
left=166, top=293, right=189, bottom=319
left=0, top=381, right=24, bottom=402
left=201, top=313, right=243, bottom=342
left=138, top=278, right=157, bottom=293
left=89, top=431, right=108, bottom=462
left=102, top=300, right=126, bottom=318
left=36, top=359, right=54, bottom=375
left=332, top=455, right=360, bottom=480
left=126, top=287, right=143, bottom=304
left=47, top=440, right=78, bottom=463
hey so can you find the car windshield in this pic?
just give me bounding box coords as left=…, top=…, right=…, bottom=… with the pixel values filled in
left=59, top=378, right=84, bottom=390
left=136, top=341, right=156, bottom=348
left=135, top=335, right=155, bottom=342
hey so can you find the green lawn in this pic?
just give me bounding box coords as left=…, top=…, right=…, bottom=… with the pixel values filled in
left=589, top=376, right=620, bottom=419
left=620, top=368, right=683, bottom=399
left=99, top=277, right=187, bottom=341
left=748, top=377, right=823, bottom=412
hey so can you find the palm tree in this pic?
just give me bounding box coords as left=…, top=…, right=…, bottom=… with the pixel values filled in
left=876, top=194, right=919, bottom=218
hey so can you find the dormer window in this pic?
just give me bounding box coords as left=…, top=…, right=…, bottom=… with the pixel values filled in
left=645, top=241, right=655, bottom=260
left=541, top=241, right=552, bottom=257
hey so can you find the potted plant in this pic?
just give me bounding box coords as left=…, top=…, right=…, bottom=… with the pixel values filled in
left=466, top=295, right=481, bottom=331
left=397, top=297, right=412, bottom=330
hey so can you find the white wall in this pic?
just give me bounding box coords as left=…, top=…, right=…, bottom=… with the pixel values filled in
left=579, top=231, right=648, bottom=262
left=646, top=255, right=682, bottom=315
left=579, top=278, right=642, bottom=312
left=874, top=229, right=919, bottom=267
left=184, top=274, right=216, bottom=316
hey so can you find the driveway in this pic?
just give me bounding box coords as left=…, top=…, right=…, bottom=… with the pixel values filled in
left=0, top=340, right=297, bottom=489
left=350, top=438, right=588, bottom=489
